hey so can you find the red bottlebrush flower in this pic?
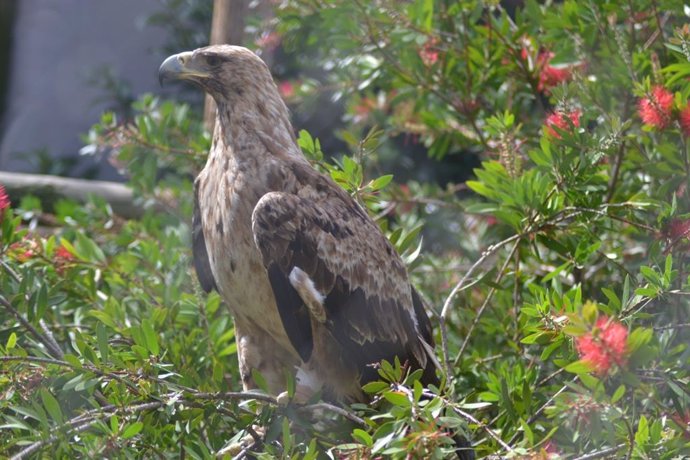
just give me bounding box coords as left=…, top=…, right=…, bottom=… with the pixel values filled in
left=536, top=51, right=574, bottom=93
left=680, top=105, right=690, bottom=136
left=545, top=110, right=581, bottom=139
left=0, top=184, right=9, bottom=221
left=539, top=65, right=572, bottom=92
left=419, top=38, right=439, bottom=66
left=55, top=245, right=74, bottom=261
left=55, top=244, right=75, bottom=274
left=576, top=316, right=628, bottom=376
left=661, top=217, right=690, bottom=253
left=638, top=86, right=674, bottom=129
left=277, top=81, right=295, bottom=100
left=9, top=238, right=39, bottom=263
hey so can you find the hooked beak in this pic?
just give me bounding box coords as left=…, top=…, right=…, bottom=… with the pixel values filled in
left=158, top=51, right=209, bottom=86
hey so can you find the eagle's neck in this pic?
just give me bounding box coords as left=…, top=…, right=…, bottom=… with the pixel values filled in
left=213, top=89, right=303, bottom=163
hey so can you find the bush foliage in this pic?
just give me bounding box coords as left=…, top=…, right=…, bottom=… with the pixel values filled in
left=2, top=0, right=690, bottom=458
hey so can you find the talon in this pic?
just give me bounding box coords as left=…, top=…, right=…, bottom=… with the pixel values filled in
left=277, top=391, right=291, bottom=405
left=293, top=384, right=314, bottom=404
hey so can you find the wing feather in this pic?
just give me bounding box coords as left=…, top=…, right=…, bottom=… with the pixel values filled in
left=252, top=184, right=435, bottom=384
left=193, top=178, right=217, bottom=293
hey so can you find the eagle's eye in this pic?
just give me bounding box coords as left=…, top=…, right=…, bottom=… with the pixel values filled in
left=205, top=55, right=221, bottom=67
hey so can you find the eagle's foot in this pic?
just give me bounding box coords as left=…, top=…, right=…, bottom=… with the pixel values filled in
left=276, top=390, right=291, bottom=406
left=277, top=383, right=313, bottom=406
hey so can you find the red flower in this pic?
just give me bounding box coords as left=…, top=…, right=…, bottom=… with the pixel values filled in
left=0, top=184, right=9, bottom=221
left=661, top=218, right=690, bottom=253
left=9, top=238, right=39, bottom=262
left=680, top=105, right=690, bottom=136
left=419, top=38, right=439, bottom=66
left=536, top=51, right=574, bottom=93
left=638, top=86, right=674, bottom=129
left=55, top=245, right=73, bottom=261
left=545, top=110, right=581, bottom=138
left=55, top=244, right=75, bottom=274
left=576, top=316, right=628, bottom=376
left=278, top=81, right=295, bottom=100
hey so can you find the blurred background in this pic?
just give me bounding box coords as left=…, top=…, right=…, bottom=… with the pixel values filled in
left=0, top=0, right=476, bottom=184
left=0, top=0, right=174, bottom=179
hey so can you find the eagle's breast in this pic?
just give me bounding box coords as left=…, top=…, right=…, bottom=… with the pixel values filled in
left=195, top=141, right=293, bottom=349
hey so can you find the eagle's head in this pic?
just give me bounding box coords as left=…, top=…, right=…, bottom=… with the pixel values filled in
left=158, top=45, right=277, bottom=105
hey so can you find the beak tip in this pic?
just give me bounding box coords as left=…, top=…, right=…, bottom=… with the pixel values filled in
left=158, top=54, right=182, bottom=87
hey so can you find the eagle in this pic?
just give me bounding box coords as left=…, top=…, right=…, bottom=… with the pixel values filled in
left=158, top=45, right=439, bottom=403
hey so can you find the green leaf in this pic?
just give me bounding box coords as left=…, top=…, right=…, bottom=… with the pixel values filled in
left=601, top=288, right=621, bottom=311
left=500, top=379, right=517, bottom=419
left=383, top=391, right=411, bottom=408
left=362, top=381, right=388, bottom=394
left=122, top=421, right=144, bottom=439
left=110, top=415, right=119, bottom=433
left=74, top=232, right=106, bottom=263
left=479, top=391, right=500, bottom=402
left=141, top=319, right=159, bottom=356
left=466, top=180, right=491, bottom=197
left=611, top=385, right=626, bottom=403
left=521, top=332, right=544, bottom=344
left=96, top=322, right=109, bottom=362
left=6, top=332, right=17, bottom=350
left=564, top=360, right=594, bottom=374
left=39, top=389, right=63, bottom=423
left=63, top=353, right=83, bottom=369
left=627, top=327, right=653, bottom=352
left=352, top=428, right=373, bottom=446
left=369, top=174, right=394, bottom=191
left=89, top=310, right=118, bottom=329
left=640, top=266, right=662, bottom=287
left=635, top=415, right=649, bottom=446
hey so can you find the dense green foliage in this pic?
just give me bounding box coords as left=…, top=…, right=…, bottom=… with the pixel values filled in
left=2, top=1, right=690, bottom=458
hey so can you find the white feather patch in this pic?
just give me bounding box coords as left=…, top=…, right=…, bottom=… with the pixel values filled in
left=295, top=366, right=322, bottom=392
left=289, top=266, right=327, bottom=322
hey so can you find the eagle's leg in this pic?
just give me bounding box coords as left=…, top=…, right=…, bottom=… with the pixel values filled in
left=276, top=365, right=323, bottom=405
left=235, top=319, right=299, bottom=393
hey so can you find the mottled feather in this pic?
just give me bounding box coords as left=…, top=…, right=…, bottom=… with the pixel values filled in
left=160, top=44, right=439, bottom=401
left=252, top=161, right=437, bottom=387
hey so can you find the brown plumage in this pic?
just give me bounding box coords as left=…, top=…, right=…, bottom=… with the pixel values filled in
left=159, top=45, right=438, bottom=402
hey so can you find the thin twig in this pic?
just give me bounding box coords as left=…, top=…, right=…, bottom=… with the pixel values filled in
left=654, top=322, right=690, bottom=331
left=10, top=401, right=165, bottom=460
left=454, top=238, right=521, bottom=365
left=300, top=402, right=367, bottom=426
left=6, top=382, right=366, bottom=459
left=39, top=319, right=64, bottom=359
left=419, top=388, right=512, bottom=454
left=440, top=233, right=521, bottom=320
left=0, top=295, right=63, bottom=360
left=605, top=140, right=626, bottom=203
left=506, top=378, right=575, bottom=446
left=449, top=406, right=514, bottom=454
left=0, top=355, right=142, bottom=395
left=572, top=444, right=626, bottom=460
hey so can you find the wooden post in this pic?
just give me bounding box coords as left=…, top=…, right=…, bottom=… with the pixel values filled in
left=203, top=0, right=247, bottom=133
